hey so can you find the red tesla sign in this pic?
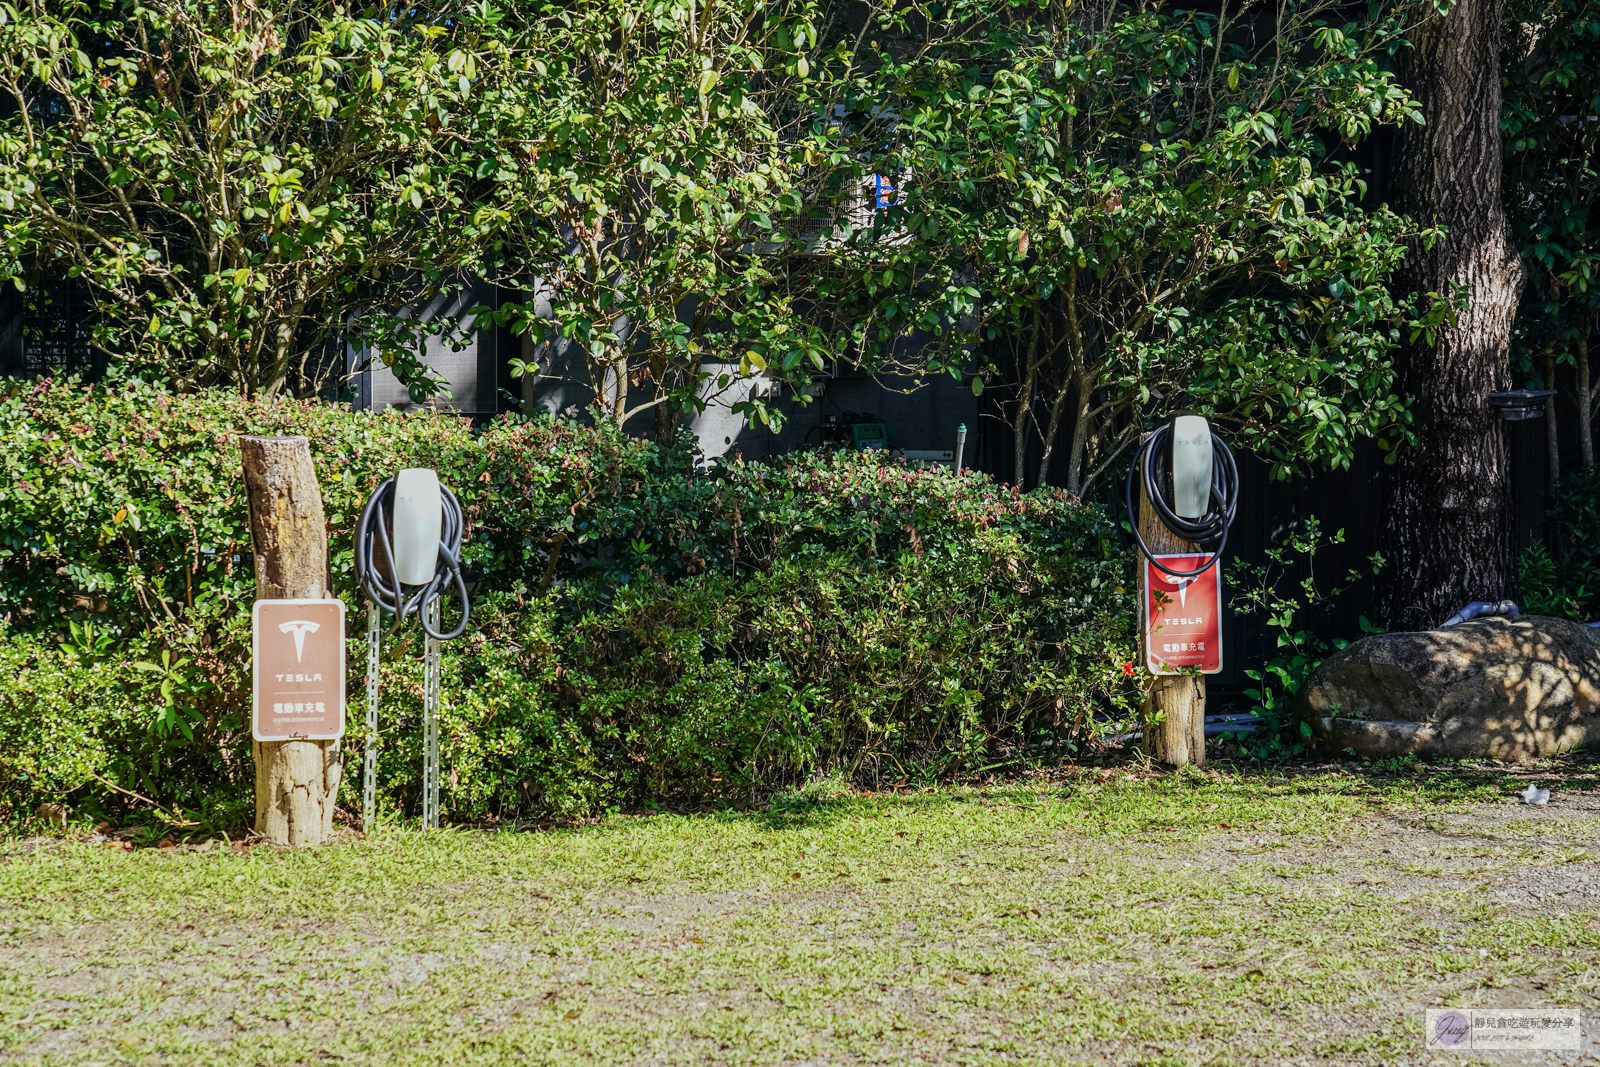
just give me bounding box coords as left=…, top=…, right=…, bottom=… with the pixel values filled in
left=1143, top=554, right=1222, bottom=675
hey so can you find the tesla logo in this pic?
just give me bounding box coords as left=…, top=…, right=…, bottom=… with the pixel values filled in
left=278, top=620, right=321, bottom=662
left=1175, top=577, right=1190, bottom=607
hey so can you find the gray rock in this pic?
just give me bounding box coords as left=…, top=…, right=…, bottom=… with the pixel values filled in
left=1297, top=615, right=1600, bottom=761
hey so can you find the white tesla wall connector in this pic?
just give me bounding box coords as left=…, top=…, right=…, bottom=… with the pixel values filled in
left=392, top=468, right=442, bottom=585
left=1170, top=415, right=1213, bottom=520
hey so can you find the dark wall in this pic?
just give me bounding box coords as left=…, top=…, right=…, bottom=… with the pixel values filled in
left=729, top=365, right=980, bottom=462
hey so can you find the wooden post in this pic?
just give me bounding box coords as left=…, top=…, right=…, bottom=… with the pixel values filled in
left=242, top=435, right=342, bottom=846
left=1138, top=468, right=1206, bottom=768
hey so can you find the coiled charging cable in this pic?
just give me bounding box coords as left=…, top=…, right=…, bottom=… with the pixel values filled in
left=1124, top=422, right=1239, bottom=580
left=354, top=478, right=470, bottom=641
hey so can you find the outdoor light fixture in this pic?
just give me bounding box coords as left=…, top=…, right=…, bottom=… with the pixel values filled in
left=1126, top=415, right=1238, bottom=685
left=1488, top=389, right=1557, bottom=421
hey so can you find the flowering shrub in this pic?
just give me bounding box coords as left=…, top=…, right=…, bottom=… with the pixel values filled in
left=0, top=378, right=1138, bottom=828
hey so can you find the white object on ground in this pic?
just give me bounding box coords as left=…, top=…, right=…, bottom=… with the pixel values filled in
left=1521, top=784, right=1551, bottom=807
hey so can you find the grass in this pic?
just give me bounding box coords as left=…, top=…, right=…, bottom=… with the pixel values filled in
left=2, top=759, right=1597, bottom=1066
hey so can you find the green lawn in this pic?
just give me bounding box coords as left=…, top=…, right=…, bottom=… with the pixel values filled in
left=2, top=760, right=1597, bottom=1065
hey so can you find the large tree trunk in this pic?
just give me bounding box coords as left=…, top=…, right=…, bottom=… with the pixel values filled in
left=242, top=435, right=342, bottom=847
left=1379, top=0, right=1525, bottom=631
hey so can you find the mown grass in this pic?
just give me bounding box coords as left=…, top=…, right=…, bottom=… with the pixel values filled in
left=2, top=761, right=1596, bottom=1066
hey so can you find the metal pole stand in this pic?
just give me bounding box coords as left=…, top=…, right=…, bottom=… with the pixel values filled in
left=363, top=600, right=381, bottom=830
left=422, top=599, right=441, bottom=829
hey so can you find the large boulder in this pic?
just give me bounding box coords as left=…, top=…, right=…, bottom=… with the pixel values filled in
left=1297, top=615, right=1600, bottom=761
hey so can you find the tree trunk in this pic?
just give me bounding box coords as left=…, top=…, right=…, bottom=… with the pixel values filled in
left=1379, top=0, right=1524, bottom=631
left=520, top=330, right=541, bottom=413
left=1011, top=302, right=1043, bottom=487
left=1139, top=468, right=1205, bottom=769
left=1064, top=375, right=1093, bottom=496
left=1578, top=322, right=1594, bottom=469
left=1544, top=354, right=1560, bottom=486
left=1036, top=377, right=1072, bottom=490
left=242, top=435, right=342, bottom=847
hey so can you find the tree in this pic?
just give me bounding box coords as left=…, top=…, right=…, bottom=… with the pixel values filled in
left=492, top=0, right=839, bottom=441
left=1378, top=0, right=1525, bottom=631
left=816, top=0, right=1438, bottom=494
left=1503, top=0, right=1600, bottom=477
left=0, top=0, right=517, bottom=397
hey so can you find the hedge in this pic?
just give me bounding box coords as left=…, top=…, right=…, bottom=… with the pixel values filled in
left=0, top=377, right=1139, bottom=829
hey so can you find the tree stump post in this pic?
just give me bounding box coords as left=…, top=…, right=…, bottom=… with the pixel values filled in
left=1139, top=470, right=1206, bottom=768
left=242, top=435, right=342, bottom=846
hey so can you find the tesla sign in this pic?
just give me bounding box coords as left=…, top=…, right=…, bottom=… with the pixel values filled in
left=1143, top=554, right=1222, bottom=675
left=252, top=599, right=346, bottom=741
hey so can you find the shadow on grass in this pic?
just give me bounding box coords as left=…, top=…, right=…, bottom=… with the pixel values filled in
left=588, top=751, right=1600, bottom=841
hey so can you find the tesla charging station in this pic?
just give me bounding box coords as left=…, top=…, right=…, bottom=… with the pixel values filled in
left=1126, top=415, right=1236, bottom=674
left=1124, top=416, right=1237, bottom=765
left=353, top=469, right=471, bottom=828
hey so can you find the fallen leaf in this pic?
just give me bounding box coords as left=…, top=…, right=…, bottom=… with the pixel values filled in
left=562, top=1009, right=579, bottom=1020
left=953, top=974, right=970, bottom=985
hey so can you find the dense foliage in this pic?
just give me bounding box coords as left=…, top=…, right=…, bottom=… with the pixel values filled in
left=1517, top=466, right=1600, bottom=620
left=812, top=0, right=1443, bottom=492
left=492, top=0, right=836, bottom=438
left=1504, top=0, right=1600, bottom=471
left=0, top=0, right=524, bottom=397
left=0, top=379, right=1138, bottom=829
left=3, top=0, right=1454, bottom=478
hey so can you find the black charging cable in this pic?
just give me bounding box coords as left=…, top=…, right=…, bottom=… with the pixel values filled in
left=353, top=477, right=471, bottom=641
left=1124, top=422, right=1239, bottom=580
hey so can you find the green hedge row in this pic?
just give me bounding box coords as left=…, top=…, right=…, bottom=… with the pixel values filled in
left=0, top=378, right=1138, bottom=830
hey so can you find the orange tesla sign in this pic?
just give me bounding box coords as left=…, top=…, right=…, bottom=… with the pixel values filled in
left=252, top=599, right=346, bottom=741
left=1143, top=554, right=1223, bottom=675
